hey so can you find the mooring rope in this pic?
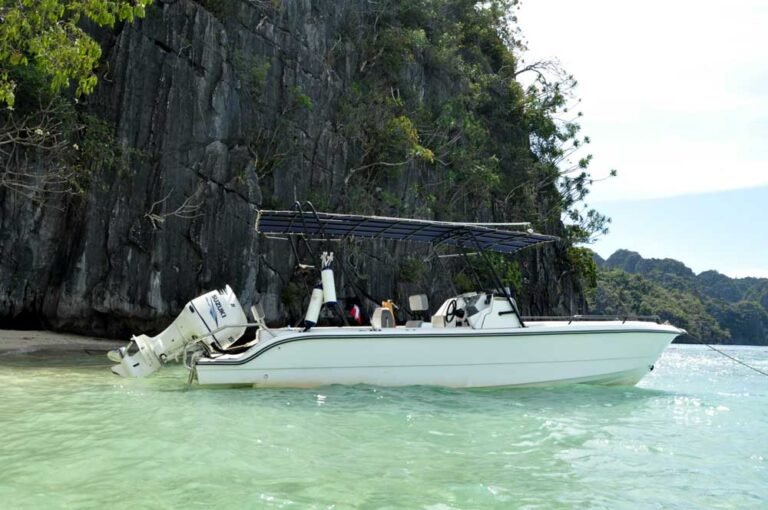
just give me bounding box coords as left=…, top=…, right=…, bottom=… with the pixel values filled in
left=690, top=338, right=768, bottom=377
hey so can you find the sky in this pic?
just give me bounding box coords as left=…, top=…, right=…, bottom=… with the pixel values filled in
left=516, top=0, right=768, bottom=277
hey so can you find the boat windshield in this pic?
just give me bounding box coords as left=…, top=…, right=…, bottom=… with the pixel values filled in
left=461, top=293, right=489, bottom=318
left=463, top=294, right=483, bottom=308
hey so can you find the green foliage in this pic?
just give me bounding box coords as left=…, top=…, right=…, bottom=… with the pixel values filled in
left=233, top=52, right=271, bottom=98
left=453, top=272, right=475, bottom=293
left=397, top=257, right=427, bottom=283
left=707, top=300, right=768, bottom=343
left=0, top=89, right=132, bottom=200
left=77, top=114, right=116, bottom=168
left=0, top=0, right=153, bottom=107
left=696, top=270, right=745, bottom=303
left=290, top=85, right=313, bottom=110
left=70, top=113, right=114, bottom=192
left=453, top=252, right=522, bottom=294
left=386, top=115, right=433, bottom=163
left=567, top=246, right=597, bottom=289
left=606, top=249, right=694, bottom=280
left=592, top=268, right=729, bottom=342
left=595, top=250, right=768, bottom=345
left=250, top=61, right=272, bottom=97
left=336, top=1, right=522, bottom=215
left=330, top=0, right=609, bottom=243
left=0, top=2, right=135, bottom=196
left=488, top=253, right=523, bottom=294
left=76, top=113, right=141, bottom=183
left=518, top=59, right=615, bottom=241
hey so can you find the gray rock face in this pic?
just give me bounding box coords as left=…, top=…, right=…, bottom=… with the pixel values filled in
left=0, top=0, right=586, bottom=336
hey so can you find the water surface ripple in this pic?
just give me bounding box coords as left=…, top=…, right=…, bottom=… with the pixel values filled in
left=1, top=345, right=766, bottom=508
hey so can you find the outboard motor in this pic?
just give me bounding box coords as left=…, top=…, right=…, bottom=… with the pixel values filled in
left=108, top=285, right=248, bottom=377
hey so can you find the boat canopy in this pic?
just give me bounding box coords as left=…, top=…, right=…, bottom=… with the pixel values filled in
left=255, top=209, right=558, bottom=254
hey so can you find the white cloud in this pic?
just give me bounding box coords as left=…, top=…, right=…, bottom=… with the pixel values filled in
left=586, top=138, right=768, bottom=201
left=517, top=0, right=768, bottom=201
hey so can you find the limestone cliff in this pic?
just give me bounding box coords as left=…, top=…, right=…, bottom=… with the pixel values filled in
left=0, top=0, right=587, bottom=336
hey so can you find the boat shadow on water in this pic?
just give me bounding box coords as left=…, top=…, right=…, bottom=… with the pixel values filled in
left=0, top=343, right=677, bottom=412
left=169, top=378, right=674, bottom=412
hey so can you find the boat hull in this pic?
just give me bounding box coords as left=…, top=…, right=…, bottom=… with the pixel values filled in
left=195, top=323, right=682, bottom=388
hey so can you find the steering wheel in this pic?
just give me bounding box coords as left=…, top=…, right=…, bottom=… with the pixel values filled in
left=445, top=299, right=458, bottom=325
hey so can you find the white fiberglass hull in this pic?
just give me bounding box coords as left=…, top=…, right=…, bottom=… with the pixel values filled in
left=195, top=321, right=683, bottom=388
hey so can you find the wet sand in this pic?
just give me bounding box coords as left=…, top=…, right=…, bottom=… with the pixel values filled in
left=0, top=330, right=124, bottom=359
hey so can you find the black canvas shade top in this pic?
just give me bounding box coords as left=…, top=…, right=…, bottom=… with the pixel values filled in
left=255, top=209, right=558, bottom=254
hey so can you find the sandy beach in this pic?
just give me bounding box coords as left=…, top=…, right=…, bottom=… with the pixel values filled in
left=0, top=329, right=124, bottom=359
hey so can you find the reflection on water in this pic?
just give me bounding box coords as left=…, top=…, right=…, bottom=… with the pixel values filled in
left=0, top=345, right=766, bottom=508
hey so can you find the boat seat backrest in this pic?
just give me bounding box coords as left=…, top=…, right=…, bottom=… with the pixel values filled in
left=371, top=307, right=395, bottom=330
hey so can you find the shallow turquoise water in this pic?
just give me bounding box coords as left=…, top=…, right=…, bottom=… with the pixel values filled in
left=1, top=345, right=766, bottom=509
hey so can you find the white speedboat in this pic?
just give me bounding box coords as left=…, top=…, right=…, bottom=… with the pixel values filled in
left=108, top=208, right=684, bottom=387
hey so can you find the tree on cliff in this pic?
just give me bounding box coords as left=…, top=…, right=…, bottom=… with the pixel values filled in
left=0, top=0, right=152, bottom=200
left=0, top=0, right=153, bottom=107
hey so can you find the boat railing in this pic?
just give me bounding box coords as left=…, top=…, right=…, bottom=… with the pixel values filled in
left=522, top=314, right=663, bottom=325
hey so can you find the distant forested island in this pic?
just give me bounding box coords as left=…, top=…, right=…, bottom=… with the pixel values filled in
left=589, top=250, right=768, bottom=345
